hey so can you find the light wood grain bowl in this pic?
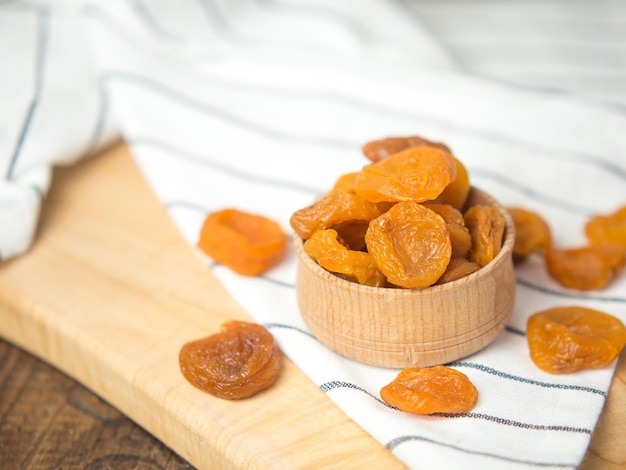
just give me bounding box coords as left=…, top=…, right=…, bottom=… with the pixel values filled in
left=294, top=187, right=516, bottom=368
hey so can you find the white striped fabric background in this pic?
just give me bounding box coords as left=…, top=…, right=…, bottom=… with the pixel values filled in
left=1, top=1, right=625, bottom=469
left=404, top=0, right=626, bottom=106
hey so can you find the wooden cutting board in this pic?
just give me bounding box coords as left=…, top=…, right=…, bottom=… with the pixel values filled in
left=0, top=143, right=623, bottom=469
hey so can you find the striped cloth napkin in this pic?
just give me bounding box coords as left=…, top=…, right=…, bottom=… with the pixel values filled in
left=2, top=1, right=625, bottom=468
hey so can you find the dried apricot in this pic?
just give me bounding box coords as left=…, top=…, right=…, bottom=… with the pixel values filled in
left=527, top=306, right=626, bottom=374
left=508, top=207, right=552, bottom=261
left=430, top=157, right=471, bottom=211
left=435, top=257, right=481, bottom=285
left=423, top=202, right=465, bottom=226
left=380, top=365, right=478, bottom=414
left=585, top=205, right=626, bottom=250
left=198, top=209, right=288, bottom=276
left=365, top=202, right=451, bottom=288
left=290, top=192, right=381, bottom=240
left=304, top=229, right=386, bottom=287
left=362, top=135, right=452, bottom=163
left=329, top=171, right=359, bottom=195
left=546, top=244, right=626, bottom=290
left=354, top=146, right=457, bottom=203
left=329, top=220, right=369, bottom=251
left=464, top=205, right=506, bottom=267
left=424, top=203, right=472, bottom=258
left=179, top=321, right=281, bottom=399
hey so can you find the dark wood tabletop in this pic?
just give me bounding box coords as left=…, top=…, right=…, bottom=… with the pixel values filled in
left=0, top=338, right=194, bottom=469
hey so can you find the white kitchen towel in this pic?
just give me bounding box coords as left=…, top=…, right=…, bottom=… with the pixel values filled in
left=1, top=1, right=625, bottom=469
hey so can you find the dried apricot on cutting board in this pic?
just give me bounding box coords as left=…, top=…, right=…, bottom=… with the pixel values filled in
left=380, top=366, right=478, bottom=414
left=585, top=204, right=626, bottom=250
left=365, top=202, right=451, bottom=288
left=354, top=146, right=457, bottom=203
left=179, top=321, right=281, bottom=399
left=304, top=229, right=386, bottom=287
left=527, top=306, right=626, bottom=374
left=508, top=207, right=552, bottom=261
left=198, top=209, right=287, bottom=276
left=546, top=244, right=626, bottom=291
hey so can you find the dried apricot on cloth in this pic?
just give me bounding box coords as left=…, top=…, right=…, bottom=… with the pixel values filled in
left=361, top=135, right=452, bottom=163
left=508, top=207, right=552, bottom=261
left=527, top=306, right=626, bottom=374
left=464, top=204, right=506, bottom=267
left=365, top=202, right=451, bottom=288
left=585, top=205, right=626, bottom=249
left=546, top=244, right=626, bottom=290
left=354, top=146, right=457, bottom=203
left=179, top=321, right=281, bottom=399
left=290, top=192, right=382, bottom=240
left=304, top=229, right=386, bottom=287
left=198, top=209, right=287, bottom=276
left=380, top=366, right=478, bottom=414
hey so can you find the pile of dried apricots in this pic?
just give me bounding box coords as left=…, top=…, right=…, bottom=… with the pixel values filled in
left=291, top=136, right=505, bottom=289
left=510, top=204, right=626, bottom=375
left=509, top=205, right=626, bottom=291
left=182, top=134, right=626, bottom=417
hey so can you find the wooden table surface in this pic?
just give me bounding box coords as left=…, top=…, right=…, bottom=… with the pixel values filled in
left=0, top=338, right=194, bottom=469
left=0, top=144, right=625, bottom=469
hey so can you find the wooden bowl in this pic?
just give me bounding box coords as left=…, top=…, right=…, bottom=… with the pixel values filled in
left=294, top=187, right=516, bottom=368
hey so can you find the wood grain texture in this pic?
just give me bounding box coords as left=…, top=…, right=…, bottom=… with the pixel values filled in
left=0, top=338, right=193, bottom=469
left=0, top=143, right=623, bottom=469
left=579, top=348, right=626, bottom=470
left=0, top=144, right=404, bottom=470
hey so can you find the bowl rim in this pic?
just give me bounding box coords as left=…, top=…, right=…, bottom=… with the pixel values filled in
left=294, top=186, right=516, bottom=297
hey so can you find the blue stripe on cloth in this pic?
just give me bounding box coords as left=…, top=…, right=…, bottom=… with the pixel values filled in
left=6, top=7, right=49, bottom=180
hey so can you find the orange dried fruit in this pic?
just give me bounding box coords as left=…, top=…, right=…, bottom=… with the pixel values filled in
left=362, top=135, right=452, bottom=163
left=179, top=321, right=281, bottom=399
left=354, top=146, right=457, bottom=203
left=447, top=223, right=473, bottom=259
left=527, top=306, right=626, bottom=374
left=423, top=202, right=465, bottom=226
left=304, top=229, right=386, bottom=287
left=424, top=203, right=472, bottom=258
left=365, top=202, right=451, bottom=288
left=585, top=205, right=626, bottom=250
left=290, top=192, right=382, bottom=240
left=198, top=209, right=288, bottom=276
left=464, top=205, right=506, bottom=267
left=380, top=365, right=478, bottom=414
left=508, top=207, right=552, bottom=261
left=546, top=244, right=626, bottom=290
left=329, top=220, right=369, bottom=251
left=435, top=257, right=481, bottom=285
left=431, top=156, right=471, bottom=211
left=329, top=171, right=359, bottom=194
